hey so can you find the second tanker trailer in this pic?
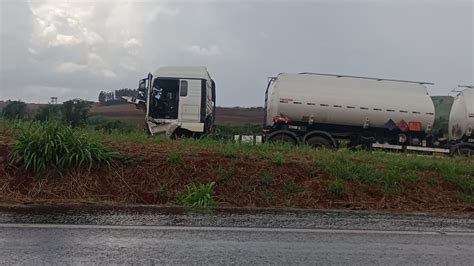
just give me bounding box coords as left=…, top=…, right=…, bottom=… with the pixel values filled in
left=263, top=72, right=473, bottom=155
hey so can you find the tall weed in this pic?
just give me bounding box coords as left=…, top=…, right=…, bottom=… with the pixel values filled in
left=9, top=122, right=122, bottom=174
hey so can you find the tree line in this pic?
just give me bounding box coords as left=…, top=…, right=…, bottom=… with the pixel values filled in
left=1, top=99, right=92, bottom=127
left=98, top=88, right=138, bottom=105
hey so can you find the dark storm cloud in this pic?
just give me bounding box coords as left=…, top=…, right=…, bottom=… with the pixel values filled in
left=0, top=0, right=472, bottom=105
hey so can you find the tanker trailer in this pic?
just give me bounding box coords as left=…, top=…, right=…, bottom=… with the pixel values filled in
left=448, top=86, right=474, bottom=155
left=263, top=72, right=439, bottom=150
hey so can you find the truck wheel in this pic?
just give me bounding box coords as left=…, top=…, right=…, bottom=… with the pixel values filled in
left=269, top=134, right=297, bottom=145
left=306, top=136, right=332, bottom=149
left=457, top=147, right=473, bottom=157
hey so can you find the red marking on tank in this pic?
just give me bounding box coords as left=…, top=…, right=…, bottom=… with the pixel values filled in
left=273, top=116, right=290, bottom=123
left=397, top=120, right=409, bottom=132
left=408, top=122, right=422, bottom=132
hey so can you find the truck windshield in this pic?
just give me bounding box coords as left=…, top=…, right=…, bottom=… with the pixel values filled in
left=150, top=79, right=179, bottom=119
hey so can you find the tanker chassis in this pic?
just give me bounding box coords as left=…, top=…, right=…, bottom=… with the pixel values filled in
left=263, top=73, right=473, bottom=156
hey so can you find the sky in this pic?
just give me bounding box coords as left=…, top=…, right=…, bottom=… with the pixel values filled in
left=0, top=0, right=473, bottom=106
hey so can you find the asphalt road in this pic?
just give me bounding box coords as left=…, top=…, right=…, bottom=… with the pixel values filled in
left=0, top=207, right=473, bottom=264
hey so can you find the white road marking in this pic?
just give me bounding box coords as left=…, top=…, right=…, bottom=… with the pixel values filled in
left=0, top=223, right=472, bottom=236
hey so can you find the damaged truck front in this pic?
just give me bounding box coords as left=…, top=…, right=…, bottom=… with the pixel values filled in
left=126, top=66, right=216, bottom=137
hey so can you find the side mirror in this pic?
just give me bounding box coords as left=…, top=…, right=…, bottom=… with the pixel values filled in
left=139, top=79, right=147, bottom=91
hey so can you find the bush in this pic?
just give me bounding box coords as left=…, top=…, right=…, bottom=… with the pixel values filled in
left=63, top=99, right=91, bottom=127
left=176, top=182, right=217, bottom=208
left=1, top=101, right=28, bottom=120
left=34, top=105, right=63, bottom=122
left=9, top=122, right=121, bottom=175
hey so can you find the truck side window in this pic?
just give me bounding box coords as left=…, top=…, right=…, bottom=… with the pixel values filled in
left=180, top=80, right=188, bottom=97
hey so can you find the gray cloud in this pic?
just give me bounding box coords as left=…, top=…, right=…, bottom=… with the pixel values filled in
left=1, top=0, right=472, bottom=106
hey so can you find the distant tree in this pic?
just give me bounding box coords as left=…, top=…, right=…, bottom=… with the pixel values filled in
left=1, top=100, right=28, bottom=120
left=98, top=88, right=138, bottom=105
left=98, top=91, right=106, bottom=104
left=106, top=92, right=115, bottom=102
left=34, top=104, right=63, bottom=122
left=115, top=88, right=138, bottom=101
left=62, top=99, right=92, bottom=127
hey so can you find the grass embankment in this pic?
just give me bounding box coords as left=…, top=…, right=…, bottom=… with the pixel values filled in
left=0, top=120, right=473, bottom=213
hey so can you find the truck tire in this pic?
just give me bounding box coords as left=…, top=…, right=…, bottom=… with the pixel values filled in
left=457, top=147, right=473, bottom=157
left=268, top=134, right=297, bottom=145
left=306, top=136, right=332, bottom=149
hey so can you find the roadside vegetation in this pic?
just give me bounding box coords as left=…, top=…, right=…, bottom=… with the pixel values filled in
left=0, top=101, right=28, bottom=120
left=176, top=182, right=217, bottom=209
left=8, top=122, right=123, bottom=175
left=0, top=105, right=472, bottom=212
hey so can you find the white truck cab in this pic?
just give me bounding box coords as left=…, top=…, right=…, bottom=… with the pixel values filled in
left=129, top=66, right=216, bottom=137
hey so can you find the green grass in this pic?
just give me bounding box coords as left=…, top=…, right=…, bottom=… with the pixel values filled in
left=327, top=179, right=346, bottom=198
left=88, top=116, right=136, bottom=133
left=1, top=119, right=472, bottom=198
left=261, top=191, right=274, bottom=203
left=259, top=172, right=274, bottom=186
left=176, top=182, right=217, bottom=209
left=308, top=165, right=321, bottom=177
left=284, top=181, right=303, bottom=195
left=8, top=121, right=122, bottom=175
left=317, top=150, right=473, bottom=194
left=166, top=151, right=183, bottom=165
left=215, top=164, right=235, bottom=182
left=318, top=151, right=422, bottom=191
left=213, top=124, right=261, bottom=137
left=271, top=152, right=286, bottom=166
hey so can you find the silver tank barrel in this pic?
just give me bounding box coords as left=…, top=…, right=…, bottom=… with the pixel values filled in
left=265, top=73, right=435, bottom=130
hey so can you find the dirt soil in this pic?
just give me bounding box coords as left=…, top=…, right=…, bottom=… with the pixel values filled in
left=0, top=131, right=471, bottom=213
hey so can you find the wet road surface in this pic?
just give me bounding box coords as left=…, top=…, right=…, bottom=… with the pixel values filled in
left=0, top=206, right=473, bottom=264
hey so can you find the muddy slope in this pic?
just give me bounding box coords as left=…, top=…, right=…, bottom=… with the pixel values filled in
left=0, top=138, right=471, bottom=213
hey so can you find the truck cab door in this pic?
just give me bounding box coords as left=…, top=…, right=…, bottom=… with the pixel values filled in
left=178, top=79, right=201, bottom=122
left=144, top=73, right=153, bottom=118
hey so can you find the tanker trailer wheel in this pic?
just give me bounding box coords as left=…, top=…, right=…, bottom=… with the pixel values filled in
left=268, top=134, right=297, bottom=145
left=306, top=136, right=332, bottom=149
left=457, top=147, right=473, bottom=157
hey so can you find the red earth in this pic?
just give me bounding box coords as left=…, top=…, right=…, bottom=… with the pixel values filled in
left=0, top=130, right=471, bottom=214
